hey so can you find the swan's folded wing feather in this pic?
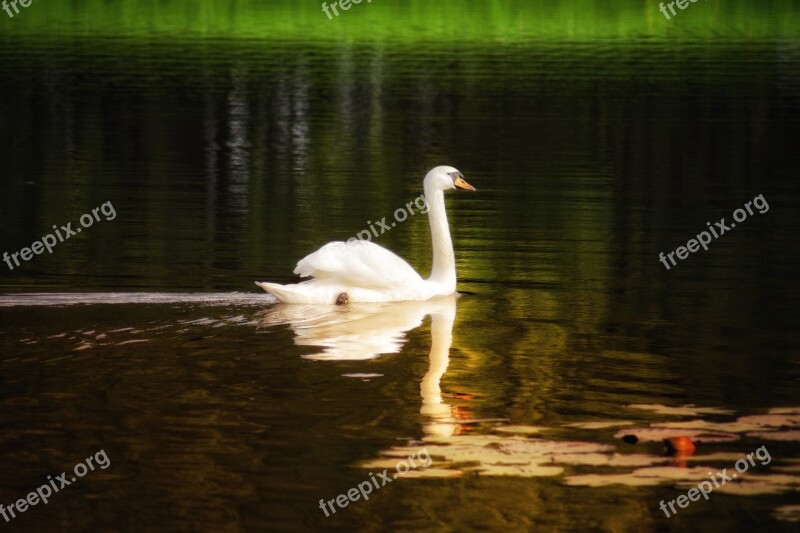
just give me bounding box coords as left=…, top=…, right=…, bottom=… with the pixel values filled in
left=293, top=241, right=422, bottom=290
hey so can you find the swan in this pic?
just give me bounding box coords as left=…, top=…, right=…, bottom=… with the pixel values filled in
left=255, top=166, right=476, bottom=304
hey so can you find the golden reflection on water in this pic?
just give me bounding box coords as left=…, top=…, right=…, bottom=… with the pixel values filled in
left=257, top=291, right=800, bottom=510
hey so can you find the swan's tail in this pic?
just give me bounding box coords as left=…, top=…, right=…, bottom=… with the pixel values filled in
left=256, top=281, right=350, bottom=304
left=255, top=281, right=297, bottom=303
left=256, top=281, right=336, bottom=304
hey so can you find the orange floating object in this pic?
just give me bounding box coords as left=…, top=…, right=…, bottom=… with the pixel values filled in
left=664, top=436, right=696, bottom=456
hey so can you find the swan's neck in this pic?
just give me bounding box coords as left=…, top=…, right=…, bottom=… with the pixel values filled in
left=424, top=185, right=456, bottom=290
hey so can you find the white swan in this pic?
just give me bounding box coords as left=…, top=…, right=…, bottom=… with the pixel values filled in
left=255, top=166, right=475, bottom=303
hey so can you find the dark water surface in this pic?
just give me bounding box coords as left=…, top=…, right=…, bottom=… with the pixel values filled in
left=1, top=34, right=799, bottom=531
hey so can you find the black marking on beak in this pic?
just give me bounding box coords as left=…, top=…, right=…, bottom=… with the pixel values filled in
left=448, top=171, right=464, bottom=181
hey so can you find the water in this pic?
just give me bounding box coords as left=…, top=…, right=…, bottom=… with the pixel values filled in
left=1, top=7, right=800, bottom=531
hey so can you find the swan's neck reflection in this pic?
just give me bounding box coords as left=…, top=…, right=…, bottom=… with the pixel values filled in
left=420, top=298, right=458, bottom=437
left=259, top=295, right=459, bottom=435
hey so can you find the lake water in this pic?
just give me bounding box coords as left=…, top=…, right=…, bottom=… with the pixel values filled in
left=1, top=10, right=799, bottom=532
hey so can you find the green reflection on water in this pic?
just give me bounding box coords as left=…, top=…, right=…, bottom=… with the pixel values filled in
left=1, top=0, right=798, bottom=41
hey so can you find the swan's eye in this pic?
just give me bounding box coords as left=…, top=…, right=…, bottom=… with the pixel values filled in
left=447, top=171, right=463, bottom=182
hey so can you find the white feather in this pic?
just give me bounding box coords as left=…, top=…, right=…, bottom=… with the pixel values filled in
left=294, top=241, right=422, bottom=289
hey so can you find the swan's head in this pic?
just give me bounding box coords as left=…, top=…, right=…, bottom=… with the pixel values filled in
left=424, top=165, right=476, bottom=192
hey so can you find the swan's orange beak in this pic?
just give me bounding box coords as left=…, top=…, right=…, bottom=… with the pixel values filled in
left=454, top=176, right=476, bottom=191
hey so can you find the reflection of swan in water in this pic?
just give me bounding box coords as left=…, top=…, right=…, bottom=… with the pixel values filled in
left=258, top=295, right=459, bottom=435
left=419, top=296, right=459, bottom=437
left=257, top=295, right=455, bottom=362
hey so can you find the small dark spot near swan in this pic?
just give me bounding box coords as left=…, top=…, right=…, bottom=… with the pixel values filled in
left=336, top=293, right=349, bottom=305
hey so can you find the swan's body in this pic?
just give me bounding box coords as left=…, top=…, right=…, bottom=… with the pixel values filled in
left=256, top=166, right=475, bottom=304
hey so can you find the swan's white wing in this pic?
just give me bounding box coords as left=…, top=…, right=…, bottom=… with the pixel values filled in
left=293, top=241, right=423, bottom=290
